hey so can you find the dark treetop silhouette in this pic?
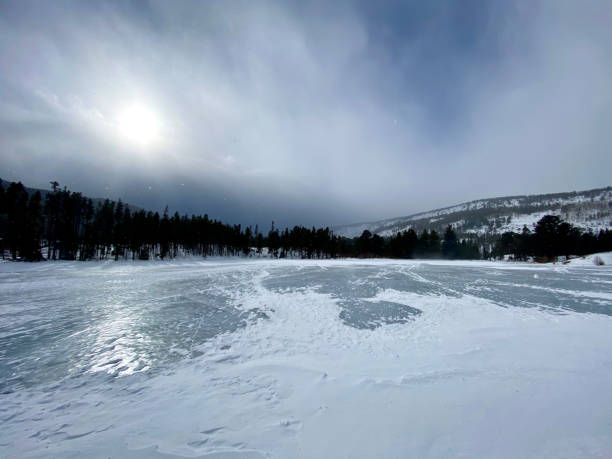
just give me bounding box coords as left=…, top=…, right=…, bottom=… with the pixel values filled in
left=0, top=180, right=610, bottom=262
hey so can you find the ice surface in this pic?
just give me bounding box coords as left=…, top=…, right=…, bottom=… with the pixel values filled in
left=1, top=258, right=612, bottom=458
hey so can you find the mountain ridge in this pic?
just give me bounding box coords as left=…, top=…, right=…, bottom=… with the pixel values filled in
left=334, top=186, right=612, bottom=238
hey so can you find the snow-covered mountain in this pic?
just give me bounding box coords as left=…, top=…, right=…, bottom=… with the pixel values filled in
left=334, top=186, right=612, bottom=238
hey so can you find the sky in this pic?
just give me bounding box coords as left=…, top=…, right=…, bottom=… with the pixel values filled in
left=1, top=0, right=611, bottom=228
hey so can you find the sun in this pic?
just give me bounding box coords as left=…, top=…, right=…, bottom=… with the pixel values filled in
left=116, top=103, right=161, bottom=148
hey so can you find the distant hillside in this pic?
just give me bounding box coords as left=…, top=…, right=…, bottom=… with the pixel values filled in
left=334, top=187, right=612, bottom=238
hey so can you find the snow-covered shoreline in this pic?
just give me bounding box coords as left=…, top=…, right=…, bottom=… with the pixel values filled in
left=2, top=252, right=608, bottom=268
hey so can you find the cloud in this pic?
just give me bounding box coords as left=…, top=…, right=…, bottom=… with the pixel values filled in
left=0, top=0, right=611, bottom=227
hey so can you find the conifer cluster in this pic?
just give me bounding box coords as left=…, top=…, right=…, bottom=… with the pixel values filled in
left=1, top=180, right=609, bottom=262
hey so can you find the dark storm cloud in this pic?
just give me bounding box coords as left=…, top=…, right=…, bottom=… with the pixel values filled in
left=1, top=0, right=611, bottom=227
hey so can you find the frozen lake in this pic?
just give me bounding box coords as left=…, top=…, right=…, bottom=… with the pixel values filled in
left=2, top=258, right=612, bottom=458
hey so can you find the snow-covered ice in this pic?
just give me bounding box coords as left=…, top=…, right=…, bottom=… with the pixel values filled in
left=1, top=258, right=612, bottom=458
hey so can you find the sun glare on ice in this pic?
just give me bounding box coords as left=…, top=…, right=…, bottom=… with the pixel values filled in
left=116, top=103, right=161, bottom=148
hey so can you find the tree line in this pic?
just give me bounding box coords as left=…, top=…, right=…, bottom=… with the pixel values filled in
left=346, top=226, right=480, bottom=259
left=492, top=215, right=612, bottom=261
left=0, top=181, right=349, bottom=261
left=0, top=180, right=483, bottom=261
left=1, top=180, right=608, bottom=262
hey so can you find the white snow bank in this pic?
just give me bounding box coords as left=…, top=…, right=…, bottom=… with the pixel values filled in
left=565, top=251, right=612, bottom=266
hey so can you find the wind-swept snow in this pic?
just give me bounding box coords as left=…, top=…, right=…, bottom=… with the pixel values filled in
left=1, top=259, right=612, bottom=458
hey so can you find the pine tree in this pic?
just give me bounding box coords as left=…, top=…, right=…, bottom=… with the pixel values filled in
left=5, top=182, right=28, bottom=259
left=441, top=225, right=458, bottom=259
left=159, top=206, right=170, bottom=259
left=534, top=215, right=562, bottom=261
left=23, top=191, right=43, bottom=260
left=0, top=181, right=5, bottom=259
left=429, top=230, right=441, bottom=255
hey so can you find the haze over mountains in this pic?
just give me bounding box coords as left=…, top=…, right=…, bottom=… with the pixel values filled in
left=334, top=186, right=612, bottom=238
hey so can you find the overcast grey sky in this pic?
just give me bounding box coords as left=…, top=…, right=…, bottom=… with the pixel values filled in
left=1, top=0, right=611, bottom=228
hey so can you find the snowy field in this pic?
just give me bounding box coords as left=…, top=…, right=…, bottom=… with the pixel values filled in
left=2, top=258, right=612, bottom=458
